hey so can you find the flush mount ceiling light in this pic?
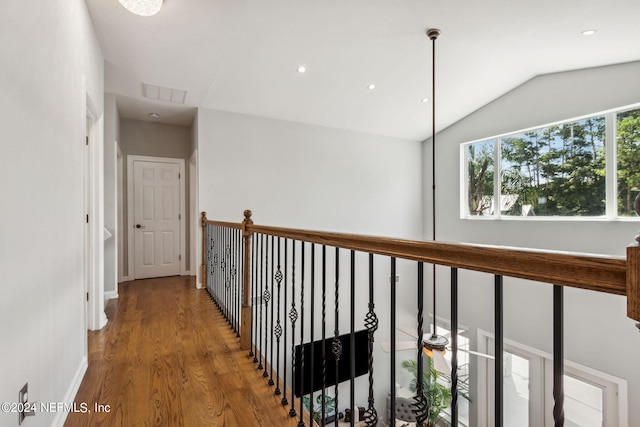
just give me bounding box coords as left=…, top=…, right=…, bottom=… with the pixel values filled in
left=119, top=0, right=163, bottom=17
left=149, top=112, right=160, bottom=118
left=582, top=29, right=597, bottom=36
left=367, top=83, right=376, bottom=90
left=297, top=65, right=306, bottom=73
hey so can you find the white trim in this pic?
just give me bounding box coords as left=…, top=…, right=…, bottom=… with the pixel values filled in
left=51, top=356, right=88, bottom=427
left=117, top=144, right=125, bottom=283
left=85, top=91, right=107, bottom=331
left=190, top=149, right=201, bottom=288
left=104, top=290, right=119, bottom=300
left=477, top=329, right=627, bottom=427
left=127, top=155, right=187, bottom=279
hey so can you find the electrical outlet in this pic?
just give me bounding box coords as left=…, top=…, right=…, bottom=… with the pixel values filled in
left=18, top=383, right=35, bottom=425
left=388, top=274, right=400, bottom=285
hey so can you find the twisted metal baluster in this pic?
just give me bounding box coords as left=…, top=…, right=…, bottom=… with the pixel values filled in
left=233, top=229, right=239, bottom=335
left=274, top=237, right=283, bottom=396
left=349, top=250, right=356, bottom=425
left=289, top=241, right=298, bottom=416
left=268, top=235, right=275, bottom=386
left=297, top=242, right=306, bottom=427
left=364, top=254, right=378, bottom=426
left=413, top=262, right=428, bottom=426
left=282, top=239, right=289, bottom=406
left=332, top=247, right=342, bottom=427
left=263, top=235, right=271, bottom=378
left=450, top=268, right=459, bottom=426
left=257, top=234, right=264, bottom=371
left=390, top=258, right=397, bottom=424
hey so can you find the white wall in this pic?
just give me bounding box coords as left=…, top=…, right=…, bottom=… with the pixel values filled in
left=428, top=60, right=640, bottom=425
left=0, top=1, right=104, bottom=426
left=197, top=107, right=424, bottom=417
left=197, top=108, right=423, bottom=237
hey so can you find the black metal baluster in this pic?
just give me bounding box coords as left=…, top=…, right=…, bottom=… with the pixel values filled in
left=364, top=253, right=378, bottom=426
left=309, top=244, right=316, bottom=427
left=451, top=268, right=459, bottom=427
left=349, top=250, right=355, bottom=427
left=258, top=234, right=264, bottom=371
left=289, top=241, right=298, bottom=416
left=226, top=227, right=231, bottom=324
left=274, top=237, right=283, bottom=396
left=553, top=285, right=564, bottom=427
left=390, top=257, right=397, bottom=424
left=298, top=242, right=306, bottom=427
left=495, top=275, right=503, bottom=427
left=321, top=245, right=327, bottom=425
left=234, top=228, right=240, bottom=336
left=216, top=225, right=221, bottom=308
left=223, top=227, right=228, bottom=322
left=249, top=232, right=256, bottom=359
left=269, top=235, right=275, bottom=386
left=332, top=248, right=342, bottom=427
left=413, top=262, right=428, bottom=426
left=238, top=228, right=242, bottom=336
left=263, top=235, right=271, bottom=378
left=282, top=239, right=290, bottom=406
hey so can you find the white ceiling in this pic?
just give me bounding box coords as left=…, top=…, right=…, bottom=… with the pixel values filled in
left=86, top=0, right=640, bottom=141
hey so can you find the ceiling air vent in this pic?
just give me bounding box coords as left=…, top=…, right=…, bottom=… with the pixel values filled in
left=143, top=83, right=187, bottom=104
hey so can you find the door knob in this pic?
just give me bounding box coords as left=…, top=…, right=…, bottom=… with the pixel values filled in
left=136, top=224, right=145, bottom=229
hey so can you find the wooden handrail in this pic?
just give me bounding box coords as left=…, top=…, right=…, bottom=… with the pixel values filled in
left=201, top=211, right=639, bottom=323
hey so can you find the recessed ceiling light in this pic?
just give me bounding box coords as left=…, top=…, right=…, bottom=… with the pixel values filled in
left=368, top=83, right=376, bottom=90
left=422, top=98, right=429, bottom=103
left=297, top=65, right=306, bottom=73
left=119, top=0, right=163, bottom=17
left=582, top=29, right=597, bottom=36
left=149, top=113, right=160, bottom=118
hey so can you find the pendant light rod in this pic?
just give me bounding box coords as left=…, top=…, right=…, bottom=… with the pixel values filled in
left=428, top=29, right=440, bottom=341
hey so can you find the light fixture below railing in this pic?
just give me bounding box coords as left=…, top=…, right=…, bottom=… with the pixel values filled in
left=118, top=0, right=163, bottom=17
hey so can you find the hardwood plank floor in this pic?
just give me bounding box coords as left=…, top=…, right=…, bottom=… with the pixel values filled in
left=65, top=277, right=305, bottom=427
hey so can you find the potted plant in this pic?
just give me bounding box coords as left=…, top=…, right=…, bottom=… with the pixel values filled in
left=302, top=394, right=338, bottom=425
left=401, top=355, right=469, bottom=427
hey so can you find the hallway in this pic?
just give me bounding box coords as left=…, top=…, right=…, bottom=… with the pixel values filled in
left=65, top=277, right=302, bottom=426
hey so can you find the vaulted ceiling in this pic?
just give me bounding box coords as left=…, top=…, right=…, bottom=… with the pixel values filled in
left=86, top=0, right=640, bottom=141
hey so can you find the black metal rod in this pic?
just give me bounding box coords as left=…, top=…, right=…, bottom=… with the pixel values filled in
left=321, top=245, right=327, bottom=425
left=263, top=235, right=270, bottom=378
left=269, top=235, right=275, bottom=385
left=333, top=247, right=340, bottom=427
left=309, top=244, right=316, bottom=427
left=495, top=275, right=503, bottom=427
left=553, top=285, right=565, bottom=427
left=249, top=232, right=255, bottom=358
left=415, top=262, right=426, bottom=426
left=390, top=257, right=397, bottom=424
left=451, top=267, right=459, bottom=427
left=349, top=250, right=355, bottom=427
left=282, top=239, right=289, bottom=405
left=275, top=237, right=282, bottom=395
left=258, top=234, right=264, bottom=370
left=289, top=240, right=297, bottom=415
left=298, top=242, right=306, bottom=427
left=365, top=253, right=378, bottom=426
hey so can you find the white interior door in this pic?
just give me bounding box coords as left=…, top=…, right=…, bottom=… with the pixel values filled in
left=133, top=159, right=181, bottom=279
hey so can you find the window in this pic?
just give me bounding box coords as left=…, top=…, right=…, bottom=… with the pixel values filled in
left=462, top=105, right=640, bottom=218
left=480, top=333, right=626, bottom=427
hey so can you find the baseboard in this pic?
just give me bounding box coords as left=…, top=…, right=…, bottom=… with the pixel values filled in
left=120, top=276, right=133, bottom=282
left=51, top=356, right=88, bottom=427
left=104, top=291, right=119, bottom=300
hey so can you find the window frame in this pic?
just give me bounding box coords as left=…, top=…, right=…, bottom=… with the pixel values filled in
left=460, top=103, right=640, bottom=220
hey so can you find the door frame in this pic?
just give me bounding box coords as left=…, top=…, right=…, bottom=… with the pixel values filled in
left=126, top=155, right=187, bottom=279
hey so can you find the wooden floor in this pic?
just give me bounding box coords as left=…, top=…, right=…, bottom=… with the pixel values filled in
left=65, top=276, right=305, bottom=427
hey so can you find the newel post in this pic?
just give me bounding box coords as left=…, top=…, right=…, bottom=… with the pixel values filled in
left=201, top=212, right=208, bottom=290
left=628, top=196, right=640, bottom=328
left=240, top=209, right=254, bottom=350
left=628, top=237, right=640, bottom=327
